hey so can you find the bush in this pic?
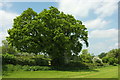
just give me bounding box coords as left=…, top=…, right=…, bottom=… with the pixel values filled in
left=17, top=57, right=36, bottom=66
left=2, top=64, right=52, bottom=75
left=65, top=61, right=89, bottom=69
left=103, top=63, right=109, bottom=67
left=113, top=63, right=118, bottom=66
left=33, top=57, right=49, bottom=66
left=108, top=58, right=115, bottom=65
left=102, top=56, right=118, bottom=65
left=102, top=57, right=109, bottom=63
left=84, top=63, right=96, bottom=69
left=2, top=53, right=17, bottom=65
left=51, top=61, right=97, bottom=71
left=2, top=53, right=49, bottom=66
left=2, top=64, right=23, bottom=72
left=23, top=66, right=52, bottom=71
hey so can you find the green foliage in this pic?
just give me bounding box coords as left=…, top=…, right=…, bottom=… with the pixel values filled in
left=16, top=57, right=35, bottom=66
left=101, top=48, right=119, bottom=65
left=2, top=40, right=17, bottom=54
left=0, top=46, right=2, bottom=54
left=22, top=66, right=52, bottom=71
left=2, top=53, right=17, bottom=65
left=7, top=6, right=88, bottom=66
left=2, top=64, right=22, bottom=76
left=3, top=66, right=118, bottom=78
left=51, top=61, right=90, bottom=71
left=84, top=63, right=97, bottom=69
left=2, top=64, right=52, bottom=75
left=102, top=57, right=118, bottom=65
left=32, top=57, right=49, bottom=66
left=98, top=52, right=107, bottom=59
left=82, top=49, right=88, bottom=55
left=108, top=57, right=118, bottom=65
left=66, top=61, right=89, bottom=69
left=80, top=50, right=93, bottom=63
left=106, top=49, right=119, bottom=58
left=80, top=54, right=93, bottom=63
left=3, top=64, right=22, bottom=72
left=108, top=57, right=115, bottom=65
left=2, top=53, right=49, bottom=66
left=102, top=57, right=109, bottom=63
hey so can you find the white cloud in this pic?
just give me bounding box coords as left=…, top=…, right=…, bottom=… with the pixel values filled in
left=58, top=0, right=118, bottom=18
left=114, top=43, right=119, bottom=48
left=94, top=0, right=118, bottom=18
left=84, top=18, right=109, bottom=29
left=0, top=10, right=18, bottom=45
left=0, top=10, right=18, bottom=31
left=0, top=3, right=3, bottom=7
left=89, top=42, right=108, bottom=54
left=89, top=29, right=118, bottom=38
left=88, top=41, right=118, bottom=55
left=108, top=43, right=118, bottom=50
left=59, top=0, right=96, bottom=18
left=0, top=3, right=19, bottom=46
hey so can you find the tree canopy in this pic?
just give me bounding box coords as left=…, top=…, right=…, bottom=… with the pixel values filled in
left=100, top=48, right=119, bottom=65
left=98, top=52, right=107, bottom=59
left=7, top=6, right=88, bottom=65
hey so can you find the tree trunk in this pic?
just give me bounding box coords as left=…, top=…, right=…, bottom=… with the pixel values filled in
left=51, top=56, right=65, bottom=66
left=51, top=52, right=70, bottom=66
left=64, top=53, right=70, bottom=64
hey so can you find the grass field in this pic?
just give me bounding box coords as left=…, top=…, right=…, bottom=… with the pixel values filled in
left=3, top=66, right=118, bottom=78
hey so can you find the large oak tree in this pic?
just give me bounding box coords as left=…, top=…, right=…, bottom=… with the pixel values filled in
left=7, top=7, right=88, bottom=66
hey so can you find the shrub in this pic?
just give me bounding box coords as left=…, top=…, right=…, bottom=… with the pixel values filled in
left=103, top=63, right=109, bottom=67
left=2, top=64, right=52, bottom=73
left=2, top=53, right=17, bottom=65
left=33, top=58, right=49, bottom=66
left=2, top=64, right=16, bottom=72
left=113, top=63, right=118, bottom=66
left=2, top=53, right=49, bottom=66
left=84, top=63, right=96, bottom=69
left=51, top=61, right=96, bottom=71
left=17, top=57, right=35, bottom=66
left=108, top=57, right=115, bottom=65
left=65, top=61, right=89, bottom=69
left=23, top=66, right=52, bottom=71
left=102, top=57, right=109, bottom=63
left=102, top=57, right=118, bottom=65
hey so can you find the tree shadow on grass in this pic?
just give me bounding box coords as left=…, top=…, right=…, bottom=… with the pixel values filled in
left=51, top=66, right=99, bottom=72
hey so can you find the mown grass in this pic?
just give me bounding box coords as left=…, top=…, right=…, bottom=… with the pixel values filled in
left=3, top=66, right=118, bottom=78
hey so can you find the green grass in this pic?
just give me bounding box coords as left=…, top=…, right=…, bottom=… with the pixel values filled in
left=3, top=66, right=118, bottom=78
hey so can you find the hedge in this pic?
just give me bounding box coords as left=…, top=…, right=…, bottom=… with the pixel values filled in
left=2, top=53, right=49, bottom=66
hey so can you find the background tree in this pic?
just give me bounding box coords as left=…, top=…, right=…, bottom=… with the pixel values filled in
left=102, top=48, right=119, bottom=65
left=82, top=49, right=88, bottom=55
left=80, top=49, right=92, bottom=63
left=2, top=40, right=17, bottom=54
left=7, top=7, right=88, bottom=66
left=98, top=52, right=107, bottom=59
left=106, top=49, right=119, bottom=58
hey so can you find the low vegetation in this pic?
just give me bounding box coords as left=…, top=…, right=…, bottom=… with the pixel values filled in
left=3, top=66, right=118, bottom=78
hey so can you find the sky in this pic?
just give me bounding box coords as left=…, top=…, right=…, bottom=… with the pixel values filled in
left=0, top=0, right=119, bottom=55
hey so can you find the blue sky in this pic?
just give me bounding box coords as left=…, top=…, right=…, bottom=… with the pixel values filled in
left=0, top=0, right=119, bottom=55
